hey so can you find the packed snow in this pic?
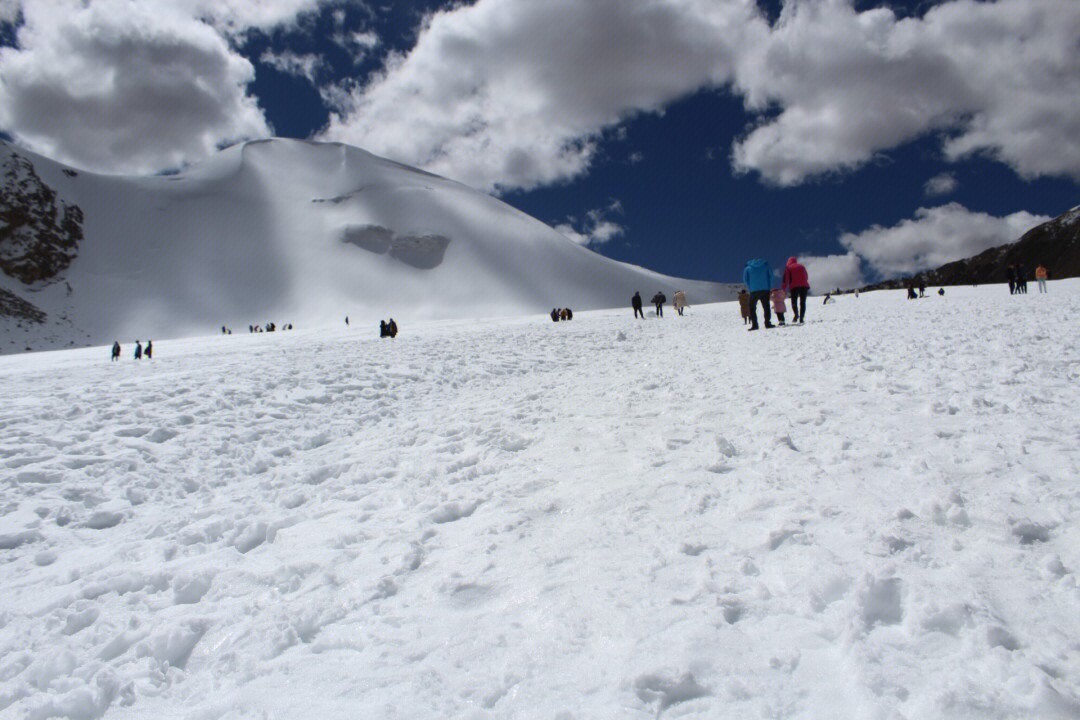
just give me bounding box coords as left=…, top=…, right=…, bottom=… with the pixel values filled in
left=1, top=283, right=1078, bottom=719
left=0, top=138, right=736, bottom=355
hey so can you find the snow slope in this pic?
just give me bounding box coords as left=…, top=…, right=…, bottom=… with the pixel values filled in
left=1, top=283, right=1078, bottom=719
left=0, top=138, right=737, bottom=355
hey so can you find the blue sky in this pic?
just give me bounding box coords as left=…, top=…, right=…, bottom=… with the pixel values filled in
left=1, top=0, right=1077, bottom=288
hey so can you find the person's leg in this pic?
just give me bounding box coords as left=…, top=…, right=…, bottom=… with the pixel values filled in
left=748, top=297, right=759, bottom=329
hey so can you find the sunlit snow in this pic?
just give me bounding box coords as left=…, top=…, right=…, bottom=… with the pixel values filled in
left=1, top=284, right=1078, bottom=719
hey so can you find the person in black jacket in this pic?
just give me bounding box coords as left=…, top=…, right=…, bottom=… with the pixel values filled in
left=651, top=291, right=666, bottom=317
left=145, top=340, right=153, bottom=359
left=134, top=340, right=142, bottom=360
left=631, top=292, right=644, bottom=319
left=111, top=341, right=121, bottom=361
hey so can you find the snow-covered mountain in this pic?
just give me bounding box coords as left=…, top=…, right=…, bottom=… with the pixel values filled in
left=0, top=138, right=737, bottom=354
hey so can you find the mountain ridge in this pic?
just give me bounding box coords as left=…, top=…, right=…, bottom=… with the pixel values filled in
left=0, top=138, right=738, bottom=354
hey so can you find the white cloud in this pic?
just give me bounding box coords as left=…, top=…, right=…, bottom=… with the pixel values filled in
left=839, top=203, right=1050, bottom=278
left=0, top=0, right=20, bottom=23
left=731, top=0, right=1080, bottom=185
left=321, top=0, right=1080, bottom=192
left=0, top=0, right=331, bottom=174
left=556, top=200, right=625, bottom=247
left=924, top=172, right=957, bottom=197
left=792, top=253, right=864, bottom=293
left=0, top=0, right=275, bottom=174
left=321, top=0, right=763, bottom=191
left=260, top=49, right=324, bottom=83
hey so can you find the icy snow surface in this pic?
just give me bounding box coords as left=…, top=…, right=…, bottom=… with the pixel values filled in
left=1, top=283, right=1079, bottom=719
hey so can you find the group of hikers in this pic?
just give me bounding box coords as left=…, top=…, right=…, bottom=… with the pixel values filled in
left=734, top=257, right=811, bottom=331
left=1008, top=264, right=1050, bottom=294
left=630, top=290, right=688, bottom=319
left=550, top=308, right=574, bottom=322
left=379, top=318, right=399, bottom=338
left=111, top=339, right=151, bottom=361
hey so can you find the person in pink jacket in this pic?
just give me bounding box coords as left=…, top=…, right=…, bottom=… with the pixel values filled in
left=782, top=257, right=810, bottom=324
left=770, top=288, right=788, bottom=325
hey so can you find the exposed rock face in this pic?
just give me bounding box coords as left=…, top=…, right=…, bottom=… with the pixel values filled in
left=0, top=287, right=46, bottom=324
left=0, top=150, right=84, bottom=285
left=862, top=206, right=1080, bottom=290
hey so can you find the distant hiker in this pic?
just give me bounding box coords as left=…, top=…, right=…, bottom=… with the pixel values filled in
left=782, top=257, right=810, bottom=324
left=738, top=289, right=751, bottom=324
left=632, top=291, right=644, bottom=319
left=906, top=282, right=917, bottom=300
left=565, top=308, right=573, bottom=320
left=673, top=291, right=688, bottom=316
left=937, top=288, right=945, bottom=296
left=249, top=325, right=254, bottom=333
left=1006, top=265, right=1017, bottom=294
left=651, top=292, right=667, bottom=317
left=388, top=319, right=398, bottom=338
left=145, top=340, right=153, bottom=359
left=742, top=258, right=774, bottom=330
left=560, top=308, right=569, bottom=321
left=770, top=288, right=787, bottom=325
left=1036, top=264, right=1048, bottom=293
left=380, top=320, right=389, bottom=337
left=551, top=308, right=560, bottom=322
left=1016, top=267, right=1029, bottom=294
left=111, top=341, right=121, bottom=361
left=346, top=316, right=350, bottom=326
left=822, top=293, right=832, bottom=305
left=918, top=283, right=926, bottom=298
left=221, top=325, right=227, bottom=335
left=134, top=340, right=142, bottom=360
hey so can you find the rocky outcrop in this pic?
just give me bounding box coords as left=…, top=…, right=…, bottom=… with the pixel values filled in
left=862, top=206, right=1080, bottom=290
left=0, top=149, right=84, bottom=285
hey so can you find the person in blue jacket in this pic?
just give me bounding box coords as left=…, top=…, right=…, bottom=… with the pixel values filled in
left=742, top=258, right=774, bottom=331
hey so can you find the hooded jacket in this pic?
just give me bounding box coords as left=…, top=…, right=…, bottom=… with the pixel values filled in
left=743, top=259, right=773, bottom=293
left=782, top=257, right=810, bottom=290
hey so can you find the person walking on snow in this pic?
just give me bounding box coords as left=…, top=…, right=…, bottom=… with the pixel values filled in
left=632, top=291, right=645, bottom=319
left=111, top=341, right=121, bottom=361
left=1035, top=264, right=1049, bottom=293
left=145, top=340, right=152, bottom=359
left=651, top=291, right=667, bottom=317
left=134, top=340, right=142, bottom=360
left=673, top=291, right=688, bottom=316
left=743, top=258, right=774, bottom=331
left=770, top=288, right=787, bottom=325
left=781, top=257, right=810, bottom=324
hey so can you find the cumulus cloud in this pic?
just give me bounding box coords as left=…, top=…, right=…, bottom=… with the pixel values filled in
left=0, top=0, right=328, bottom=174
left=731, top=0, right=1080, bottom=185
left=260, top=49, right=324, bottom=83
left=321, top=0, right=1080, bottom=192
left=839, top=203, right=1049, bottom=277
left=796, top=252, right=864, bottom=292
left=321, top=0, right=764, bottom=191
left=555, top=200, right=626, bottom=247
left=924, top=172, right=957, bottom=197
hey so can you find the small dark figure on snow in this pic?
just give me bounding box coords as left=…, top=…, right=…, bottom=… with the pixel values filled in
left=145, top=340, right=153, bottom=359
left=651, top=291, right=667, bottom=317
left=380, top=321, right=389, bottom=337
left=388, top=319, right=398, bottom=338
left=560, top=308, right=569, bottom=321
left=906, top=282, right=917, bottom=300
left=738, top=289, right=751, bottom=324
left=221, top=325, right=227, bottom=335
left=111, top=341, right=121, bottom=361
left=551, top=308, right=560, bottom=322
left=565, top=308, right=572, bottom=320
left=822, top=293, right=832, bottom=305
left=1006, top=265, right=1017, bottom=294
left=631, top=291, right=644, bottom=319
left=938, top=288, right=945, bottom=296
left=345, top=316, right=350, bottom=326
left=918, top=283, right=926, bottom=298
left=134, top=340, right=142, bottom=360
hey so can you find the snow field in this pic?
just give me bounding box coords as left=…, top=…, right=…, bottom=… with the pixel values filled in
left=1, top=282, right=1078, bottom=719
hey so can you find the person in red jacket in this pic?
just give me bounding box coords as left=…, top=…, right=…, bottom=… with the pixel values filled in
left=782, top=257, right=810, bottom=324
